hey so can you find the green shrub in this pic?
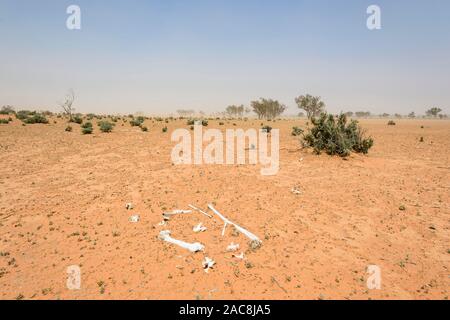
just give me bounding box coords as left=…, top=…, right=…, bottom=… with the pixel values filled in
left=23, top=113, right=49, bottom=124
left=81, top=123, right=93, bottom=134
left=219, top=122, right=225, bottom=126
left=162, top=126, right=168, bottom=133
left=388, top=120, right=396, bottom=126
left=291, top=126, right=304, bottom=136
left=98, top=121, right=114, bottom=133
left=65, top=125, right=73, bottom=132
left=82, top=127, right=93, bottom=135
left=303, top=113, right=374, bottom=157
left=0, top=106, right=15, bottom=115
left=140, top=126, right=148, bottom=132
left=0, top=119, right=10, bottom=124
left=71, top=115, right=83, bottom=124
left=130, top=116, right=145, bottom=127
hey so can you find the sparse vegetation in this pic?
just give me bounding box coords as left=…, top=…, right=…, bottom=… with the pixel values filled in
left=295, top=95, right=325, bottom=119
left=251, top=98, right=286, bottom=120
left=291, top=126, right=304, bottom=136
left=303, top=113, right=374, bottom=157
left=81, top=122, right=93, bottom=134
left=388, top=120, right=396, bottom=126
left=162, top=126, right=168, bottom=133
left=65, top=125, right=73, bottom=132
left=98, top=121, right=114, bottom=133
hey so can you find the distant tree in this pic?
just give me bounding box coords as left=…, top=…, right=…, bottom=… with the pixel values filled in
left=394, top=113, right=403, bottom=119
left=426, top=107, right=442, bottom=118
left=0, top=105, right=15, bottom=115
left=295, top=94, right=325, bottom=119
left=381, top=113, right=390, bottom=118
left=355, top=111, right=371, bottom=118
left=408, top=112, right=416, bottom=119
left=59, top=89, right=75, bottom=121
left=177, top=109, right=195, bottom=117
left=225, top=105, right=245, bottom=118
left=345, top=111, right=354, bottom=117
left=251, top=98, right=286, bottom=120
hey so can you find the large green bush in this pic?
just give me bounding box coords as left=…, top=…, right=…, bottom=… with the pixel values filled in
left=17, top=111, right=49, bottom=124
left=303, top=113, right=373, bottom=157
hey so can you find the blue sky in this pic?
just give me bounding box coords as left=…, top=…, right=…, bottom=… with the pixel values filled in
left=0, top=0, right=449, bottom=115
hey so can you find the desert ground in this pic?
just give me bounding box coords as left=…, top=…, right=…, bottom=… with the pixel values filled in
left=0, top=116, right=449, bottom=300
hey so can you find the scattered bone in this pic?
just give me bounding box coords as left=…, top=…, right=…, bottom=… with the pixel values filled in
left=158, top=230, right=204, bottom=253
left=157, top=221, right=167, bottom=226
left=208, top=204, right=262, bottom=245
left=202, top=257, right=215, bottom=273
left=193, top=223, right=207, bottom=233
left=125, top=203, right=134, bottom=210
left=129, top=215, right=140, bottom=223
left=163, top=209, right=192, bottom=221
left=233, top=252, right=245, bottom=260
left=227, top=242, right=240, bottom=252
left=291, top=188, right=301, bottom=195
left=188, top=204, right=213, bottom=218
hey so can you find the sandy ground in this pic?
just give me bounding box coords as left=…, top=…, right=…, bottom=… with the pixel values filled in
left=0, top=116, right=449, bottom=300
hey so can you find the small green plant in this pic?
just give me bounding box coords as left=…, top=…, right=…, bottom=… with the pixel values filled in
left=187, top=119, right=208, bottom=126
left=162, top=126, right=168, bottom=133
left=65, top=125, right=73, bottom=132
left=219, top=122, right=225, bottom=126
left=70, top=115, right=83, bottom=124
left=291, top=126, right=304, bottom=136
left=23, top=113, right=49, bottom=124
left=140, top=125, right=148, bottom=132
left=130, top=116, right=145, bottom=127
left=388, top=120, right=396, bottom=126
left=0, top=119, right=10, bottom=124
left=303, top=113, right=374, bottom=157
left=81, top=122, right=93, bottom=135
left=98, top=121, right=114, bottom=133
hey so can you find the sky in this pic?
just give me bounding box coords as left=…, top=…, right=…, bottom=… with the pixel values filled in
left=0, top=0, right=449, bottom=115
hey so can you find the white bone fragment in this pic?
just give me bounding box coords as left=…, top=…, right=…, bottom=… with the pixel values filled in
left=129, top=215, right=140, bottom=223
left=202, top=257, right=215, bottom=273
left=222, top=222, right=228, bottom=236
left=188, top=204, right=213, bottom=218
left=233, top=252, right=245, bottom=260
left=162, top=210, right=192, bottom=221
left=208, top=204, right=261, bottom=244
left=226, top=242, right=240, bottom=252
left=193, top=223, right=207, bottom=233
left=158, top=230, right=204, bottom=253
left=291, top=188, right=301, bottom=195
left=125, top=203, right=134, bottom=210
left=157, top=221, right=167, bottom=226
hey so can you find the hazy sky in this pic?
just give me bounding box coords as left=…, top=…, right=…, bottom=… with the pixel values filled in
left=1, top=0, right=449, bottom=115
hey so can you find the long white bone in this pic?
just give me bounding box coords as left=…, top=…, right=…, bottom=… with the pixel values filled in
left=207, top=204, right=261, bottom=243
left=188, top=204, right=213, bottom=218
left=162, top=210, right=192, bottom=221
left=158, top=230, right=204, bottom=252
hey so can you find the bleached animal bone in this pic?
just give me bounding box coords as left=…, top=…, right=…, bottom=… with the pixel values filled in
left=193, top=223, right=207, bottom=233
left=129, top=215, right=140, bottom=223
left=233, top=252, right=245, bottom=260
left=125, top=203, right=134, bottom=210
left=188, top=204, right=213, bottom=218
left=202, top=257, right=215, bottom=273
left=291, top=188, right=301, bottom=195
left=158, top=230, right=204, bottom=253
left=162, top=210, right=192, bottom=221
left=226, top=242, right=240, bottom=252
left=208, top=204, right=261, bottom=244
